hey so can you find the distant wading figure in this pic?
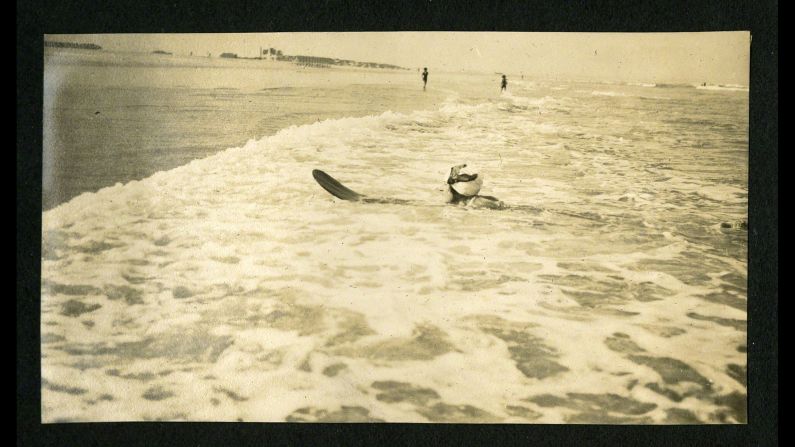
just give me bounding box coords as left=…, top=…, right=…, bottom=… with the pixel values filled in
left=422, top=68, right=429, bottom=91
left=501, top=75, right=508, bottom=92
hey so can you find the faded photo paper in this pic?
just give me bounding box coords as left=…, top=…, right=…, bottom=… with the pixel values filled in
left=42, top=32, right=749, bottom=423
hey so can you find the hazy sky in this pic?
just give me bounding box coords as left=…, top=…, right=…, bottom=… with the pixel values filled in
left=52, top=32, right=750, bottom=85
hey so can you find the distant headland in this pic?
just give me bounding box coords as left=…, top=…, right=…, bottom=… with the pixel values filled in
left=219, top=47, right=409, bottom=70
left=44, top=41, right=102, bottom=50
left=44, top=42, right=410, bottom=72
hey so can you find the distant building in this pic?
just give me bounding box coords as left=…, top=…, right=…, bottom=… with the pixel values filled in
left=262, top=48, right=282, bottom=60
left=220, top=53, right=238, bottom=59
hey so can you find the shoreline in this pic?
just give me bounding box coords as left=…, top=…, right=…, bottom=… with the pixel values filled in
left=44, top=48, right=750, bottom=90
left=44, top=47, right=415, bottom=75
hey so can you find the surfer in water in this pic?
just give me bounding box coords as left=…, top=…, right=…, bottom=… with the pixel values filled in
left=422, top=68, right=429, bottom=91
left=501, top=75, right=508, bottom=92
left=310, top=164, right=504, bottom=209
left=446, top=164, right=504, bottom=209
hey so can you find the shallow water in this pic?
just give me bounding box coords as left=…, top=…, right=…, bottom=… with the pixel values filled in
left=42, top=53, right=747, bottom=423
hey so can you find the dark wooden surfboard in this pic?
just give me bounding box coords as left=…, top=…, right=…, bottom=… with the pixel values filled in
left=312, top=169, right=363, bottom=201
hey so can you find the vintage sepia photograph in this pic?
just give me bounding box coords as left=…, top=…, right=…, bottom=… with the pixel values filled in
left=41, top=32, right=749, bottom=424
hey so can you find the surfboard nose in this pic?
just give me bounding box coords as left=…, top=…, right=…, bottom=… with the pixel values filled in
left=312, top=169, right=363, bottom=201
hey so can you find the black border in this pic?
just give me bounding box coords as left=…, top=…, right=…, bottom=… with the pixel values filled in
left=18, top=1, right=777, bottom=445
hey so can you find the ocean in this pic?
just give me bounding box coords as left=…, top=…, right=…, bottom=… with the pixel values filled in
left=42, top=49, right=748, bottom=423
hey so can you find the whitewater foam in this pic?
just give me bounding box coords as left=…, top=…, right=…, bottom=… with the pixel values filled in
left=42, top=78, right=747, bottom=423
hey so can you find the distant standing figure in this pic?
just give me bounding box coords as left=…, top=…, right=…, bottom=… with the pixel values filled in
left=422, top=68, right=429, bottom=91
left=501, top=75, right=508, bottom=92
